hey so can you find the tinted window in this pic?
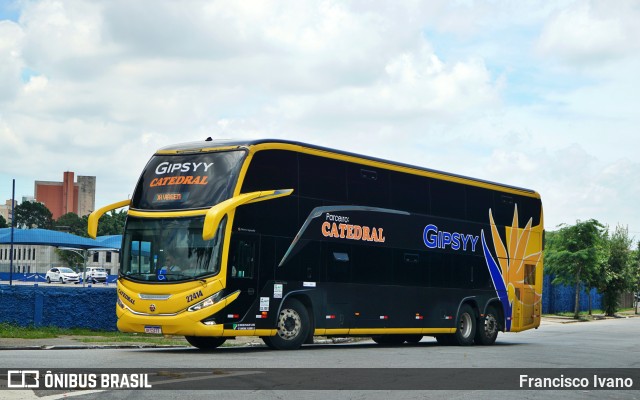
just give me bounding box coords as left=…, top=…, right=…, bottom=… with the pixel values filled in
left=352, top=244, right=392, bottom=284
left=132, top=151, right=245, bottom=210
left=241, top=150, right=298, bottom=193
left=347, top=165, right=389, bottom=208
left=492, top=194, right=541, bottom=228
left=299, top=154, right=347, bottom=202
left=466, top=186, right=494, bottom=223
left=390, top=171, right=429, bottom=214
left=430, top=179, right=466, bottom=220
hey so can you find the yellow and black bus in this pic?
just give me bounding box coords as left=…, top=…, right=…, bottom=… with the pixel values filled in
left=89, top=138, right=543, bottom=350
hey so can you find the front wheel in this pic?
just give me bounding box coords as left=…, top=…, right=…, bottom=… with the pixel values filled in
left=46, top=277, right=51, bottom=284
left=452, top=304, right=476, bottom=346
left=185, top=336, right=227, bottom=350
left=262, top=298, right=310, bottom=350
left=474, top=305, right=499, bottom=345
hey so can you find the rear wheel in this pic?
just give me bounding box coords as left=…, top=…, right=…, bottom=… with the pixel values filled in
left=262, top=298, right=310, bottom=350
left=452, top=304, right=476, bottom=346
left=474, top=305, right=499, bottom=345
left=46, top=277, right=51, bottom=284
left=435, top=335, right=455, bottom=346
left=184, top=336, right=227, bottom=350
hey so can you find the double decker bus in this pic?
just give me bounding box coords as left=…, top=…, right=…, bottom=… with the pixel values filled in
left=89, top=138, right=543, bottom=350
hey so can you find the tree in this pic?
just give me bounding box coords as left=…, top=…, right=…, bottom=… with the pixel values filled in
left=13, top=201, right=54, bottom=229
left=598, top=225, right=634, bottom=316
left=55, top=248, right=84, bottom=270
left=0, top=215, right=7, bottom=228
left=55, top=212, right=88, bottom=237
left=545, top=219, right=607, bottom=319
left=96, top=209, right=127, bottom=236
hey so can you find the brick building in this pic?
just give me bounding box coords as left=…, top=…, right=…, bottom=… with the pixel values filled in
left=34, top=172, right=96, bottom=219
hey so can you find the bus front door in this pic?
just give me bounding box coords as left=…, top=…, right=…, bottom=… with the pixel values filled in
left=225, top=233, right=260, bottom=325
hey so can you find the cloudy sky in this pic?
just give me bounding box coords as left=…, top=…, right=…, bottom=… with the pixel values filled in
left=1, top=0, right=639, bottom=238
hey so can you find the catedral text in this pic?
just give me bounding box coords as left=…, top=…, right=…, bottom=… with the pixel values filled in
left=150, top=175, right=209, bottom=187
left=321, top=222, right=386, bottom=243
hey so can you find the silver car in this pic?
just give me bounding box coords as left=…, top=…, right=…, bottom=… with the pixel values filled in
left=46, top=267, right=80, bottom=284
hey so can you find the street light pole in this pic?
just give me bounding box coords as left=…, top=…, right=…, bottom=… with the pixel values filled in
left=9, top=179, right=15, bottom=286
left=59, top=248, right=90, bottom=287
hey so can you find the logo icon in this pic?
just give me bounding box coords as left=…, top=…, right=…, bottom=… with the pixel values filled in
left=149, top=304, right=156, bottom=312
left=8, top=370, right=40, bottom=388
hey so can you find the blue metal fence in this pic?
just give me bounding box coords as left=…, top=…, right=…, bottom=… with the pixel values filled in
left=0, top=284, right=117, bottom=331
left=0, top=274, right=604, bottom=331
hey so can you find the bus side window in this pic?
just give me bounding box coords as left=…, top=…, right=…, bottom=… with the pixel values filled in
left=324, top=244, right=351, bottom=283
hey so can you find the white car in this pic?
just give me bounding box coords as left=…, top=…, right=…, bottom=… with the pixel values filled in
left=84, top=267, right=108, bottom=283
left=46, top=267, right=80, bottom=284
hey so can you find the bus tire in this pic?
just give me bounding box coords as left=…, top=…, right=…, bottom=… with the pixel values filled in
left=184, top=336, right=227, bottom=350
left=435, top=335, right=455, bottom=346
left=452, top=304, right=476, bottom=346
left=474, top=305, right=499, bottom=345
left=263, top=298, right=310, bottom=350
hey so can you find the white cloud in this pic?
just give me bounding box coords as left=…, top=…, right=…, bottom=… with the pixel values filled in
left=0, top=0, right=639, bottom=240
left=0, top=20, right=23, bottom=102
left=536, top=0, right=640, bottom=67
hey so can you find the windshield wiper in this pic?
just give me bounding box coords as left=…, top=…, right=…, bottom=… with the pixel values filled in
left=162, top=273, right=207, bottom=284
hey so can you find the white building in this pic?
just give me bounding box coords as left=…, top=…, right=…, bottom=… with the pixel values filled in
left=0, top=244, right=119, bottom=276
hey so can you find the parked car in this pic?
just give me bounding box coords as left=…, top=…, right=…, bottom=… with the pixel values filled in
left=45, top=267, right=80, bottom=284
left=84, top=267, right=108, bottom=283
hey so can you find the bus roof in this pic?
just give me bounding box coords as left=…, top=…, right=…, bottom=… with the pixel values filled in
left=157, top=138, right=539, bottom=197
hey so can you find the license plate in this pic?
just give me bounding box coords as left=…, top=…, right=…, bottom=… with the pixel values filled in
left=144, top=326, right=162, bottom=334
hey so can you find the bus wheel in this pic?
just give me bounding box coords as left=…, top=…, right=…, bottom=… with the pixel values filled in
left=184, top=336, right=227, bottom=350
left=452, top=304, right=476, bottom=346
left=263, top=298, right=309, bottom=350
left=435, top=335, right=455, bottom=346
left=372, top=335, right=405, bottom=345
left=474, top=305, right=499, bottom=345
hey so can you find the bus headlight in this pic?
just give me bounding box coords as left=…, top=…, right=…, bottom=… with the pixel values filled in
left=188, top=290, right=223, bottom=312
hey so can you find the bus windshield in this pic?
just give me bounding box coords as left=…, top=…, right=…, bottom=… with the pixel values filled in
left=121, top=216, right=226, bottom=283
left=131, top=150, right=246, bottom=210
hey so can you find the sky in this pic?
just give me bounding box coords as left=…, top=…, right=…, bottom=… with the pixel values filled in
left=1, top=0, right=639, bottom=239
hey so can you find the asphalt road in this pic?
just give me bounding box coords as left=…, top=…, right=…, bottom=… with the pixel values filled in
left=1, top=317, right=639, bottom=400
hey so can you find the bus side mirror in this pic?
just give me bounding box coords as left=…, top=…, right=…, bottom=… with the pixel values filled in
left=87, top=199, right=131, bottom=239
left=202, top=189, right=293, bottom=241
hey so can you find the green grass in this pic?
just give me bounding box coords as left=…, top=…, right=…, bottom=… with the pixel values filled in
left=550, top=308, right=635, bottom=318
left=76, top=336, right=187, bottom=346
left=0, top=323, right=102, bottom=339
left=0, top=323, right=186, bottom=345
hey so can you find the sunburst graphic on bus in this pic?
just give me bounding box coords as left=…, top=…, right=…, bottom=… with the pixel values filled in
left=480, top=205, right=542, bottom=332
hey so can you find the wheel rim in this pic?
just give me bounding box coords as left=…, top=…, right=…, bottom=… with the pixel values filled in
left=458, top=312, right=473, bottom=338
left=484, top=314, right=497, bottom=337
left=276, top=308, right=301, bottom=341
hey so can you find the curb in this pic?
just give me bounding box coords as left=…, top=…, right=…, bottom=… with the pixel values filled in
left=0, top=337, right=359, bottom=351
